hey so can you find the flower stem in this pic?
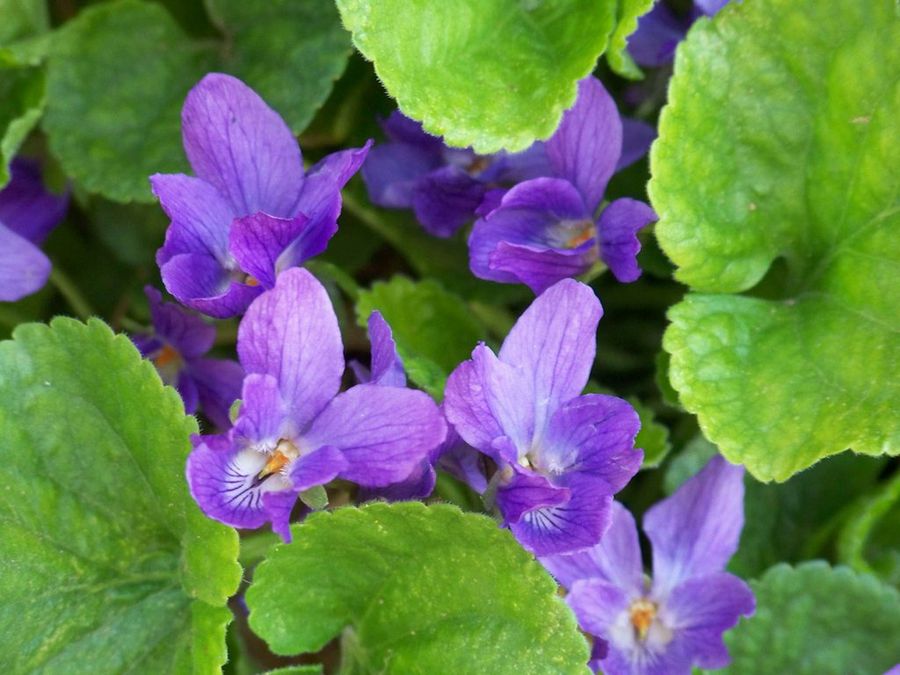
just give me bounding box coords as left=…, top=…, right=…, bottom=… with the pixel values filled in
left=49, top=267, right=94, bottom=320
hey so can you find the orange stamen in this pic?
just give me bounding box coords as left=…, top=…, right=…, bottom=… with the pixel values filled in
left=258, top=450, right=290, bottom=480
left=154, top=344, right=181, bottom=368
left=245, top=276, right=260, bottom=287
left=629, top=599, right=657, bottom=641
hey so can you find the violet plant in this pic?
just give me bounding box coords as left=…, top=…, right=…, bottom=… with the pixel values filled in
left=0, top=1, right=897, bottom=674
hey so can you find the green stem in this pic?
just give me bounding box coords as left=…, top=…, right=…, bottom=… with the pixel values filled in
left=49, top=267, right=94, bottom=320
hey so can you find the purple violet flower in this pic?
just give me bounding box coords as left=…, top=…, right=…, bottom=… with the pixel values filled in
left=132, top=286, right=243, bottom=430
left=542, top=455, right=755, bottom=674
left=444, top=278, right=643, bottom=555
left=186, top=268, right=447, bottom=540
left=628, top=0, right=731, bottom=67
left=152, top=73, right=371, bottom=319
left=468, top=77, right=658, bottom=295
left=361, top=111, right=551, bottom=238
left=0, top=158, right=69, bottom=302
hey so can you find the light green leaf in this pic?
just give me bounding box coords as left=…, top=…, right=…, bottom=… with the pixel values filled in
left=838, top=469, right=900, bottom=584
left=0, top=0, right=48, bottom=46
left=246, top=502, right=590, bottom=674
left=651, top=0, right=900, bottom=481
left=43, top=0, right=212, bottom=203
left=336, top=0, right=617, bottom=153
left=606, top=0, right=653, bottom=79
left=629, top=395, right=670, bottom=469
left=725, top=562, right=900, bottom=674
left=0, top=318, right=241, bottom=673
left=0, top=49, right=44, bottom=186
left=205, top=0, right=351, bottom=133
left=355, top=276, right=487, bottom=399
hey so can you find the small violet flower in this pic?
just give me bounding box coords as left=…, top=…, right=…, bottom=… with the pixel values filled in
left=187, top=268, right=446, bottom=540
left=0, top=158, right=69, bottom=302
left=153, top=73, right=371, bottom=318
left=468, top=77, right=658, bottom=295
left=542, top=455, right=755, bottom=675
left=628, top=0, right=731, bottom=68
left=361, top=111, right=550, bottom=238
left=132, top=286, right=243, bottom=430
left=444, top=278, right=643, bottom=555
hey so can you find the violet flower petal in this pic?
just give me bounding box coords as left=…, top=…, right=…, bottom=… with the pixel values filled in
left=411, top=165, right=487, bottom=238
left=367, top=311, right=406, bottom=387
left=160, top=251, right=262, bottom=318
left=617, top=118, right=657, bottom=172
left=489, top=241, right=595, bottom=295
left=232, top=373, right=288, bottom=445
left=546, top=77, right=622, bottom=213
left=359, top=460, right=436, bottom=502
left=695, top=0, right=730, bottom=16
left=0, top=225, right=50, bottom=302
left=189, top=357, right=244, bottom=430
left=363, top=141, right=438, bottom=208
left=0, top=157, right=69, bottom=245
left=181, top=73, right=304, bottom=217
left=145, top=285, right=215, bottom=358
left=627, top=1, right=690, bottom=68
left=305, top=383, right=446, bottom=487
left=597, top=198, right=657, bottom=283
left=228, top=212, right=311, bottom=288
left=495, top=467, right=571, bottom=524
left=238, top=268, right=343, bottom=428
left=644, top=455, right=745, bottom=594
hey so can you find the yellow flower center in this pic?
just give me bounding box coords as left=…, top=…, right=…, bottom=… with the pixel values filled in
left=257, top=439, right=301, bottom=480
left=629, top=598, right=658, bottom=642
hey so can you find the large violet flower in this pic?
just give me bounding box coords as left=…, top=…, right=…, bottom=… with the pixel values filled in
left=542, top=455, right=755, bottom=674
left=628, top=0, right=731, bottom=67
left=187, top=268, right=446, bottom=540
left=468, top=77, right=658, bottom=295
left=153, top=73, right=370, bottom=318
left=444, top=278, right=643, bottom=555
left=0, top=158, right=69, bottom=302
left=132, top=286, right=243, bottom=430
left=361, top=111, right=551, bottom=238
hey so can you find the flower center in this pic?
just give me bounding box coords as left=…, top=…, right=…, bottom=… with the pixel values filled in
left=257, top=439, right=301, bottom=481
left=566, top=219, right=595, bottom=248
left=467, top=155, right=492, bottom=176
left=629, top=599, right=658, bottom=642
left=152, top=344, right=183, bottom=385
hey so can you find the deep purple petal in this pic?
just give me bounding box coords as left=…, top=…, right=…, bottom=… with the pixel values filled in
left=509, top=474, right=614, bottom=555
left=627, top=2, right=690, bottom=67
left=294, top=141, right=371, bottom=218
left=381, top=111, right=444, bottom=152
left=489, top=241, right=595, bottom=295
left=0, top=225, right=50, bottom=302
left=411, top=166, right=486, bottom=237
left=227, top=212, right=311, bottom=288
left=498, top=278, right=602, bottom=436
left=181, top=73, right=303, bottom=217
left=152, top=174, right=234, bottom=265
left=176, top=370, right=200, bottom=415
left=541, top=394, right=642, bottom=491
left=304, top=383, right=446, bottom=487
left=0, top=157, right=68, bottom=245
left=145, top=285, right=215, bottom=358
left=189, top=357, right=244, bottom=430
left=496, top=141, right=552, bottom=182
left=597, top=198, right=657, bottom=283
left=662, top=573, right=755, bottom=670
left=540, top=501, right=644, bottom=593
left=358, top=460, right=436, bottom=502
left=436, top=428, right=490, bottom=494
left=496, top=466, right=570, bottom=524
left=367, top=311, right=406, bottom=388
left=238, top=268, right=343, bottom=427
left=160, top=252, right=261, bottom=318
left=475, top=188, right=506, bottom=217
left=645, top=455, right=745, bottom=593
left=694, top=0, right=730, bottom=16
left=362, top=142, right=438, bottom=208
left=617, top=118, right=657, bottom=172
left=262, top=490, right=298, bottom=542
left=546, top=77, right=622, bottom=213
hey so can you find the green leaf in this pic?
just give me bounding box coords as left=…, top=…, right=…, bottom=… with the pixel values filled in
left=605, top=0, right=653, bottom=80
left=246, top=503, right=590, bottom=674
left=650, top=0, right=900, bottom=480
left=0, top=318, right=241, bottom=672
left=205, top=0, right=351, bottom=133
left=336, top=0, right=617, bottom=153
left=43, top=0, right=212, bottom=203
left=838, top=469, right=900, bottom=584
left=0, top=0, right=49, bottom=46
left=0, top=50, right=44, bottom=186
left=629, top=396, right=670, bottom=469
left=725, top=562, right=900, bottom=674
left=355, top=276, right=487, bottom=399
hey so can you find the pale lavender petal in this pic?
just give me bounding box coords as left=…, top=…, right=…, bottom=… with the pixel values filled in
left=0, top=157, right=68, bottom=245
left=541, top=394, right=642, bottom=491
left=540, top=501, right=644, bottom=593
left=181, top=73, right=303, bottom=217
left=498, top=278, right=602, bottom=437
left=367, top=311, right=406, bottom=388
left=232, top=374, right=289, bottom=446
left=189, top=357, right=244, bottom=430
left=496, top=466, right=570, bottom=524
left=627, top=2, right=689, bottom=67
left=509, top=474, right=613, bottom=555
left=662, top=572, right=755, bottom=670
left=617, top=118, right=656, bottom=172
left=566, top=578, right=633, bottom=646
left=0, top=225, right=50, bottom=302
left=238, top=268, right=343, bottom=427
left=444, top=358, right=505, bottom=451
left=358, top=460, right=436, bottom=502
left=152, top=173, right=234, bottom=265
left=145, top=285, right=215, bottom=358
left=227, top=212, right=311, bottom=288
left=304, top=383, right=446, bottom=487
left=597, top=198, right=657, bottom=283
left=160, top=252, right=261, bottom=318
left=411, top=166, right=486, bottom=237
left=293, top=142, right=371, bottom=219
left=289, top=445, right=346, bottom=493
left=645, top=455, right=745, bottom=593
left=489, top=241, right=595, bottom=295
left=546, top=77, right=622, bottom=213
